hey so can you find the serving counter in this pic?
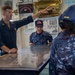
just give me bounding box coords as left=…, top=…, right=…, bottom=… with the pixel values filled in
left=0, top=45, right=50, bottom=75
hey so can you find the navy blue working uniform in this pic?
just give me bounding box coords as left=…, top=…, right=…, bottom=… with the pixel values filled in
left=49, top=5, right=75, bottom=75
left=49, top=31, right=69, bottom=75
left=0, top=16, right=33, bottom=52
left=56, top=35, right=75, bottom=75
left=30, top=31, right=53, bottom=45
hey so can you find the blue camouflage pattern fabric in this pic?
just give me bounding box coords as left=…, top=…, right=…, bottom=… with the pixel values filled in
left=49, top=31, right=69, bottom=75
left=56, top=35, right=75, bottom=75
left=30, top=31, right=53, bottom=45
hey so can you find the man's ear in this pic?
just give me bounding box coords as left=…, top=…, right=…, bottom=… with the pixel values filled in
left=2, top=11, right=5, bottom=16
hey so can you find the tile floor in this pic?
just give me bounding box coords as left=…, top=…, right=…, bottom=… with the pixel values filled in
left=40, top=68, right=49, bottom=75
left=40, top=64, right=49, bottom=75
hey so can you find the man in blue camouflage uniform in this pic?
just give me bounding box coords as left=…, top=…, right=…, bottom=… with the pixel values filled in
left=49, top=31, right=69, bottom=75
left=0, top=6, right=49, bottom=55
left=56, top=35, right=75, bottom=75
left=49, top=5, right=75, bottom=75
left=29, top=20, right=53, bottom=46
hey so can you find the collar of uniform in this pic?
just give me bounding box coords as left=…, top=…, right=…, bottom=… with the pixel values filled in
left=1, top=19, right=16, bottom=30
left=58, top=31, right=69, bottom=40
left=0, top=19, right=11, bottom=30
left=1, top=19, right=11, bottom=27
left=36, top=30, right=43, bottom=35
left=10, top=21, right=17, bottom=31
left=0, top=19, right=10, bottom=31
left=0, top=19, right=6, bottom=26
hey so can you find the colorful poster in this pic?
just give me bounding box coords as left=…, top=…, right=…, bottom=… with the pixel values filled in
left=19, top=4, right=33, bottom=14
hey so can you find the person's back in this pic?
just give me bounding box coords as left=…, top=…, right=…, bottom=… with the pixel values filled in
left=49, top=5, right=75, bottom=75
left=49, top=31, right=69, bottom=75
left=53, top=31, right=69, bottom=49
left=56, top=35, right=75, bottom=75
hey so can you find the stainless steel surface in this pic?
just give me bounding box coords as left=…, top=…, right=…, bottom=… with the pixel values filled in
left=0, top=45, right=50, bottom=70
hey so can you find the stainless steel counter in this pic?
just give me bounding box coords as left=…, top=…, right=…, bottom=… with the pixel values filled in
left=0, top=45, right=50, bottom=75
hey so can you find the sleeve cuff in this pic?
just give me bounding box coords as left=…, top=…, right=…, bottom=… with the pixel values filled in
left=28, top=15, right=34, bottom=22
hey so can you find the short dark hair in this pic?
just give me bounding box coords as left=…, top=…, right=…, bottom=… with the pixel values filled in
left=2, top=6, right=12, bottom=11
left=59, top=19, right=75, bottom=34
